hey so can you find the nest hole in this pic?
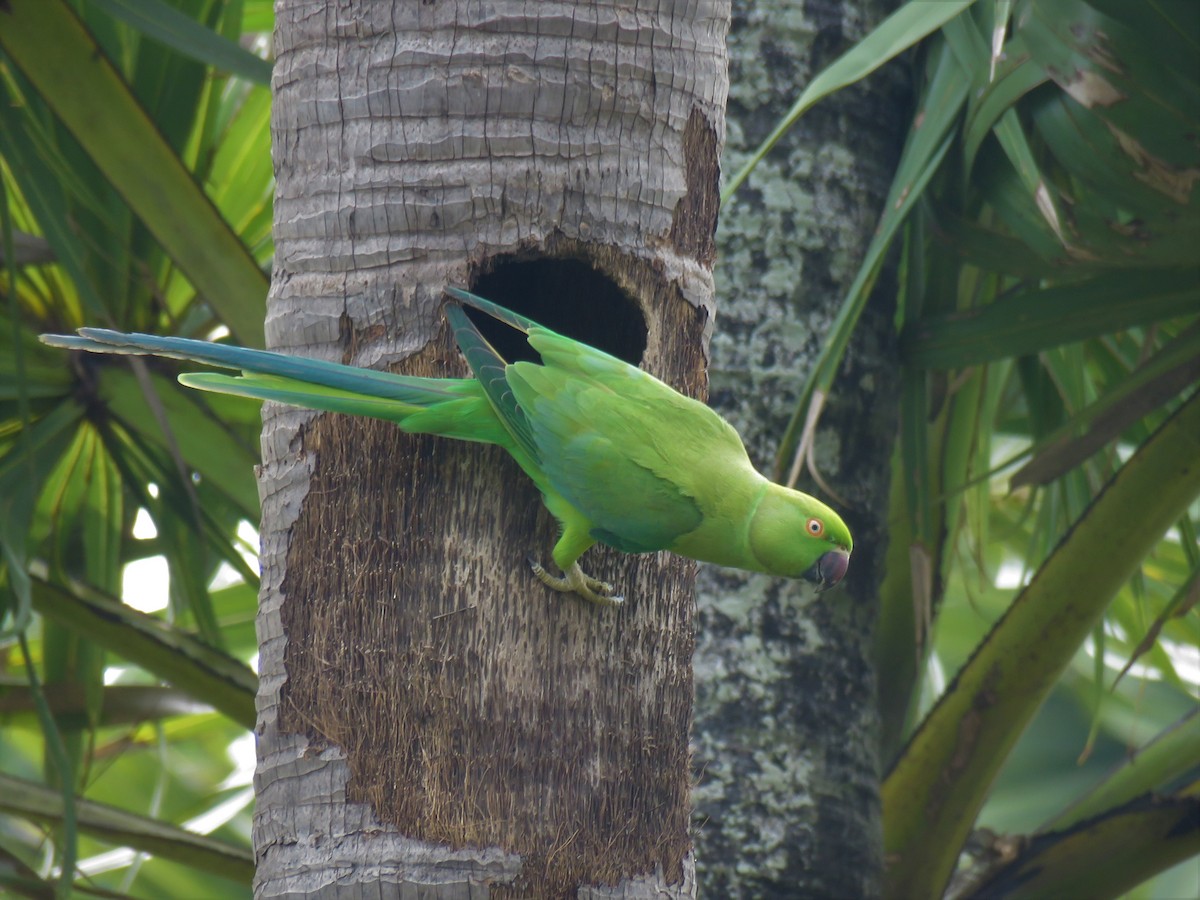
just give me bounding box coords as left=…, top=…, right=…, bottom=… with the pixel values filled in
left=466, top=258, right=646, bottom=366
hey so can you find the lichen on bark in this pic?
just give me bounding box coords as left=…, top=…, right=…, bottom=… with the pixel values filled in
left=692, top=0, right=908, bottom=896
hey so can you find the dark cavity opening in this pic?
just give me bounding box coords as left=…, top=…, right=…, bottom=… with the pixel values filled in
left=463, top=258, right=646, bottom=366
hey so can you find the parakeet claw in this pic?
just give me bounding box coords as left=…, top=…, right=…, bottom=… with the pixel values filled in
left=528, top=557, right=624, bottom=606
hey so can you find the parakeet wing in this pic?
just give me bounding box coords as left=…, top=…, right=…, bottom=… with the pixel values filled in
left=509, top=360, right=705, bottom=552
left=444, top=302, right=539, bottom=460
left=444, top=288, right=751, bottom=555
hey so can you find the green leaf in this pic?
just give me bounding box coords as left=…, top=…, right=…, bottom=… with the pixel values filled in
left=1047, top=708, right=1200, bottom=832
left=882, top=391, right=1200, bottom=900
left=0, top=0, right=268, bottom=345
left=774, top=32, right=969, bottom=480
left=206, top=83, right=273, bottom=258
left=30, top=572, right=257, bottom=730
left=89, top=0, right=272, bottom=85
left=99, top=366, right=260, bottom=518
left=1010, top=322, right=1200, bottom=487
left=963, top=793, right=1200, bottom=900
left=0, top=403, right=84, bottom=638
left=15, top=632, right=79, bottom=900
left=0, top=91, right=111, bottom=325
left=209, top=581, right=259, bottom=658
left=721, top=0, right=979, bottom=203
left=926, top=210, right=1063, bottom=278
left=900, top=268, right=1199, bottom=369
left=240, top=0, right=274, bottom=34
left=961, top=37, right=1049, bottom=169
left=0, top=684, right=215, bottom=728
left=944, top=10, right=1069, bottom=251
left=1022, top=0, right=1200, bottom=171
left=0, top=771, right=253, bottom=882
left=0, top=174, right=36, bottom=640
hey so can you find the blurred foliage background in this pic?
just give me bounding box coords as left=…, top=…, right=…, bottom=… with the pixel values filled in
left=1, top=0, right=1197, bottom=897
left=2, top=0, right=269, bottom=895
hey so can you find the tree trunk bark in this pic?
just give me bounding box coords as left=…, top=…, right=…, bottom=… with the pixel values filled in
left=692, top=0, right=906, bottom=896
left=255, top=3, right=728, bottom=897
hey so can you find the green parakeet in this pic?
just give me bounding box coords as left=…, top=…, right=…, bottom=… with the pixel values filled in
left=41, top=287, right=852, bottom=605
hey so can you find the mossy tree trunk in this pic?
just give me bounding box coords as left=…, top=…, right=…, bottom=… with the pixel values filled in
left=692, top=0, right=907, bottom=896
left=255, top=2, right=728, bottom=897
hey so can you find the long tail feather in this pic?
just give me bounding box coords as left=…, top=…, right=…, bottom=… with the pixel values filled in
left=179, top=373, right=432, bottom=421
left=42, top=322, right=510, bottom=445
left=178, top=371, right=505, bottom=443
left=41, top=328, right=462, bottom=406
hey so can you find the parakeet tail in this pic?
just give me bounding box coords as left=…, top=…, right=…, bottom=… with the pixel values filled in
left=40, top=328, right=506, bottom=443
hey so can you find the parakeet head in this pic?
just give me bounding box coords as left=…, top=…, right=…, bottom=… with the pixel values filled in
left=748, top=483, right=853, bottom=590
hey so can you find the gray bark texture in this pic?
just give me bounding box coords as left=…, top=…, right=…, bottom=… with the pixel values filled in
left=692, top=0, right=907, bottom=896
left=254, top=2, right=728, bottom=898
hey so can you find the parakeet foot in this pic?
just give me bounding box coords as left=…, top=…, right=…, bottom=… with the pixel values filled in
left=528, top=558, right=624, bottom=606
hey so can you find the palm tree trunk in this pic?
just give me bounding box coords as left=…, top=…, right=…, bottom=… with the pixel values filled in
left=256, top=2, right=728, bottom=896
left=693, top=0, right=907, bottom=896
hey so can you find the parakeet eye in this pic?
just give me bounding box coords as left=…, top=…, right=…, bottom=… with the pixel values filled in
left=806, top=517, right=825, bottom=537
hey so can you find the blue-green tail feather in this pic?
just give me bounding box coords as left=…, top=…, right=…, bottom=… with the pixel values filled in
left=41, top=289, right=555, bottom=450
left=177, top=371, right=505, bottom=443
left=42, top=327, right=464, bottom=406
